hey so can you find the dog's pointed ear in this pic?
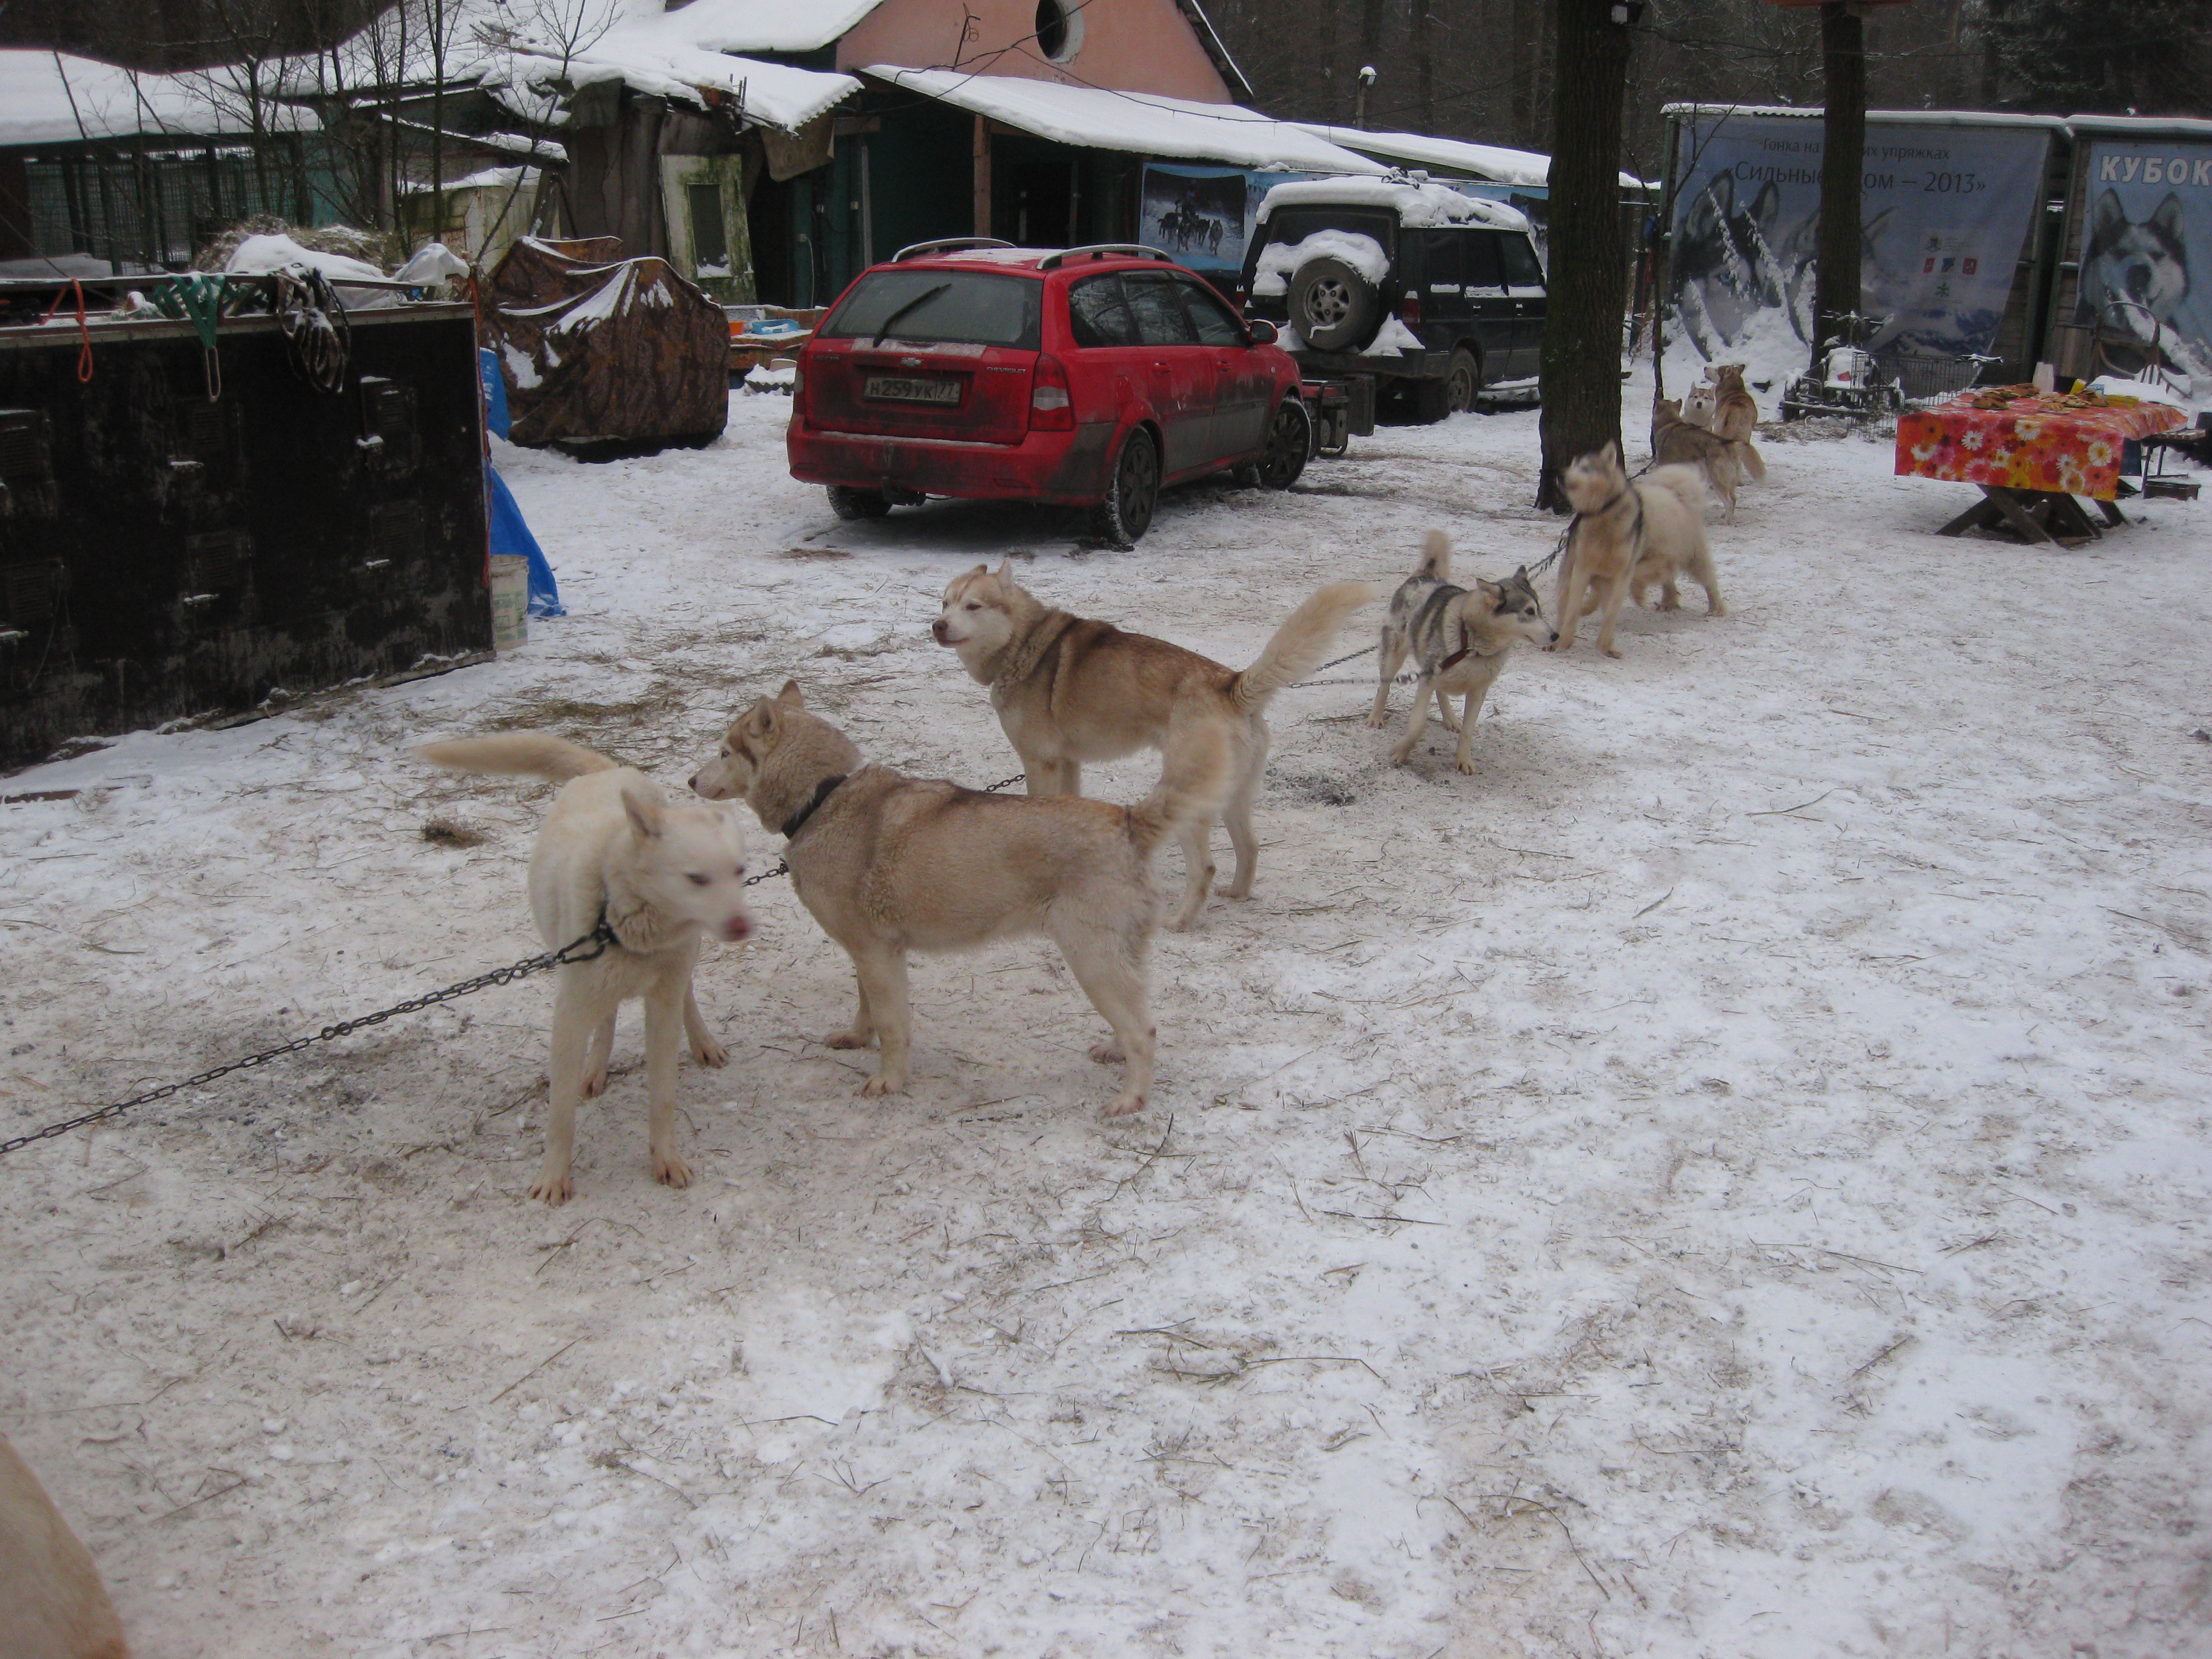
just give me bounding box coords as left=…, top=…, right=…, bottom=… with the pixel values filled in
left=776, top=679, right=805, bottom=708
left=2152, top=192, right=2186, bottom=240
left=2092, top=188, right=2126, bottom=247
left=1601, top=440, right=1620, bottom=466
left=742, top=696, right=777, bottom=738
left=621, top=782, right=665, bottom=842
left=993, top=555, right=1013, bottom=581
left=1513, top=564, right=1528, bottom=581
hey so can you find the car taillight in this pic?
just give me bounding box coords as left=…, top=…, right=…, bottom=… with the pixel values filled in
left=790, top=364, right=806, bottom=416
left=1400, top=292, right=1422, bottom=329
left=1030, top=354, right=1074, bottom=432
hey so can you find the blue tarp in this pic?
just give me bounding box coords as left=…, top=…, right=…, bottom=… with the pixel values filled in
left=481, top=347, right=563, bottom=617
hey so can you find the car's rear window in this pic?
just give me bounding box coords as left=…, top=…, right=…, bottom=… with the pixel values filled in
left=819, top=268, right=1043, bottom=349
left=1261, top=207, right=1397, bottom=255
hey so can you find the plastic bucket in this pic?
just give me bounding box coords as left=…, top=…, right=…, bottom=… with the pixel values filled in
left=489, top=554, right=529, bottom=652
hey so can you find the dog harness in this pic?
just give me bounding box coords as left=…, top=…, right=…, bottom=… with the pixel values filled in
left=1438, top=623, right=1506, bottom=673
left=780, top=773, right=848, bottom=841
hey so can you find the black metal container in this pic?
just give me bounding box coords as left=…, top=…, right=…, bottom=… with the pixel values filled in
left=0, top=301, right=491, bottom=771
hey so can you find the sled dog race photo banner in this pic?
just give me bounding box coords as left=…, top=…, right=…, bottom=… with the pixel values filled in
left=1139, top=166, right=1287, bottom=276
left=1667, top=113, right=2051, bottom=363
left=2074, top=141, right=2212, bottom=384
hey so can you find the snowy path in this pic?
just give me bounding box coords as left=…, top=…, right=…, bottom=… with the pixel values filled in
left=2, top=388, right=2208, bottom=1657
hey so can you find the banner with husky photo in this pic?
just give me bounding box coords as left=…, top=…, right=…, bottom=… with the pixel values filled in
left=1140, top=166, right=1310, bottom=276
left=2074, top=141, right=2212, bottom=385
left=1667, top=113, right=2050, bottom=368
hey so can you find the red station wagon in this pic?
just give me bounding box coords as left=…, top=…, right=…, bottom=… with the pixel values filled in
left=786, top=240, right=1312, bottom=546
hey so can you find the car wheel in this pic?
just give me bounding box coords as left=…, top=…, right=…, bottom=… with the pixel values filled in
left=1290, top=256, right=1380, bottom=352
left=826, top=485, right=892, bottom=520
left=1446, top=346, right=1482, bottom=414
left=1256, top=396, right=1313, bottom=490
left=1089, top=426, right=1160, bottom=548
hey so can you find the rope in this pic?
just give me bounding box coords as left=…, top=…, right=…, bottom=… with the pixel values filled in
left=41, top=278, right=93, bottom=382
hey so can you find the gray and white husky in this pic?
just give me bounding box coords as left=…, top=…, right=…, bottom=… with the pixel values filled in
left=1368, top=531, right=1555, bottom=774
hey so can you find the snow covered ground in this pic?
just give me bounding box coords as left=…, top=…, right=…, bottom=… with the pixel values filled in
left=4, top=380, right=2210, bottom=1658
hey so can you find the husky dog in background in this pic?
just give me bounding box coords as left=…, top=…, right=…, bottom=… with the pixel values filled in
left=2080, top=189, right=2202, bottom=378
left=690, top=683, right=1225, bottom=1118
left=1552, top=445, right=1726, bottom=658
left=420, top=734, right=749, bottom=1204
left=1681, top=376, right=1721, bottom=432
left=933, top=561, right=1368, bottom=930
left=1651, top=397, right=1744, bottom=518
left=1707, top=363, right=1765, bottom=453
left=1368, top=532, right=1554, bottom=774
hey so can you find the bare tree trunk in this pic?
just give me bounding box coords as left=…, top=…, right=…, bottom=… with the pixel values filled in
left=1812, top=1, right=1866, bottom=367
left=1511, top=0, right=1540, bottom=149
left=1413, top=2, right=1435, bottom=134
left=1535, top=0, right=1631, bottom=512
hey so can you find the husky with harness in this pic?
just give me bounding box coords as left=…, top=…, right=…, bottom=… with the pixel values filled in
left=1551, top=444, right=1726, bottom=660
left=1370, top=531, right=1556, bottom=774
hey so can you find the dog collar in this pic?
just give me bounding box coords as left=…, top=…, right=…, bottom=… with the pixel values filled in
left=1438, top=621, right=1506, bottom=672
left=780, top=773, right=848, bottom=842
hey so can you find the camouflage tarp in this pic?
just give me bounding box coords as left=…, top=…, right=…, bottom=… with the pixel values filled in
left=483, top=236, right=728, bottom=449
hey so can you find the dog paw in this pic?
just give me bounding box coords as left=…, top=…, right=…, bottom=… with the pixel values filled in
left=1363, top=711, right=1389, bottom=729
left=529, top=1173, right=574, bottom=1205
left=1708, top=602, right=1729, bottom=617
left=581, top=1069, right=608, bottom=1100
left=1387, top=741, right=1415, bottom=765
left=652, top=1151, right=692, bottom=1189
left=860, top=1071, right=905, bottom=1098
left=1455, top=757, right=1476, bottom=776
left=1602, top=645, right=1623, bottom=659
left=691, top=1036, right=729, bottom=1068
left=1101, top=1091, right=1147, bottom=1119
left=1088, top=1039, right=1125, bottom=1065
left=1438, top=712, right=1461, bottom=732
left=823, top=1029, right=873, bottom=1050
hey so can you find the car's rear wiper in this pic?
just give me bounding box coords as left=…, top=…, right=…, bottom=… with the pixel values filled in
left=870, top=283, right=951, bottom=345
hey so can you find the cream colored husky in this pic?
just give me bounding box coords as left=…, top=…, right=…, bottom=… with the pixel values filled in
left=420, top=734, right=751, bottom=1204
left=932, top=560, right=1367, bottom=929
left=1552, top=444, right=1726, bottom=659
left=690, top=683, right=1224, bottom=1117
left=0, top=1435, right=127, bottom=1659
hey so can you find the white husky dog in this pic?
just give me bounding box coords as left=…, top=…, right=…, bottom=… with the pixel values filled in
left=420, top=734, right=751, bottom=1204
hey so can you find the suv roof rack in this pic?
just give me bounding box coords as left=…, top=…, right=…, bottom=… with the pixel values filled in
left=1037, top=244, right=1175, bottom=270
left=893, top=236, right=1014, bottom=261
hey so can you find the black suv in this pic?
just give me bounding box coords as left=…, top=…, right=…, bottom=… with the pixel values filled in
left=1238, top=174, right=1547, bottom=421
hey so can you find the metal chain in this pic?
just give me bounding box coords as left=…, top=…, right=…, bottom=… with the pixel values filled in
left=2, top=773, right=1045, bottom=1159
left=0, top=921, right=615, bottom=1159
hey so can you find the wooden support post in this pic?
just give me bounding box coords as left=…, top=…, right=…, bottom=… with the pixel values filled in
left=972, top=115, right=991, bottom=238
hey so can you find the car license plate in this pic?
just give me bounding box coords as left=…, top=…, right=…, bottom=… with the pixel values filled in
left=864, top=374, right=960, bottom=406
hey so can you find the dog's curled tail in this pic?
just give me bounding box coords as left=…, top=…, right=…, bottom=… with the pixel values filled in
left=1643, top=464, right=1711, bottom=521
left=1413, top=529, right=1450, bottom=581
left=418, top=733, right=619, bottom=782
left=1733, top=438, right=1767, bottom=481
left=1125, top=722, right=1231, bottom=860
left=1230, top=580, right=1372, bottom=711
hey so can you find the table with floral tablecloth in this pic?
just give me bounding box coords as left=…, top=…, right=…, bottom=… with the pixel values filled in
left=1895, top=392, right=2189, bottom=542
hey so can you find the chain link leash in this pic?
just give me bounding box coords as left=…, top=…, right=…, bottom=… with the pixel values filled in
left=1, top=774, right=1036, bottom=1159
left=0, top=920, right=617, bottom=1159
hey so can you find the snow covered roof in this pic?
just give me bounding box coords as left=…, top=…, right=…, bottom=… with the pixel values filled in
left=0, top=49, right=318, bottom=147
left=500, top=32, right=859, bottom=133
left=1299, top=124, right=1650, bottom=192
left=1256, top=175, right=1532, bottom=232
left=600, top=0, right=890, bottom=54
left=862, top=69, right=1384, bottom=174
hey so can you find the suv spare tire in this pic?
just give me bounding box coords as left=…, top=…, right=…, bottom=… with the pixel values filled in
left=1290, top=256, right=1381, bottom=352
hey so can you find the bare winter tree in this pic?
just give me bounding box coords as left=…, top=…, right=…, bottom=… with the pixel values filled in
left=1534, top=0, right=1632, bottom=512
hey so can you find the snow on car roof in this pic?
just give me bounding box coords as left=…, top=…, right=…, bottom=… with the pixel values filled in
left=863, top=68, right=1385, bottom=175
left=1256, top=175, right=1532, bottom=233
left=1299, top=124, right=1652, bottom=191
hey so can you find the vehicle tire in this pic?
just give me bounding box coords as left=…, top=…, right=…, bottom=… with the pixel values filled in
left=1089, top=426, right=1160, bottom=548
left=1256, top=395, right=1313, bottom=491
left=826, top=485, right=892, bottom=520
left=1444, top=346, right=1483, bottom=414
left=1290, top=256, right=1380, bottom=352
left=1410, top=374, right=1452, bottom=425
